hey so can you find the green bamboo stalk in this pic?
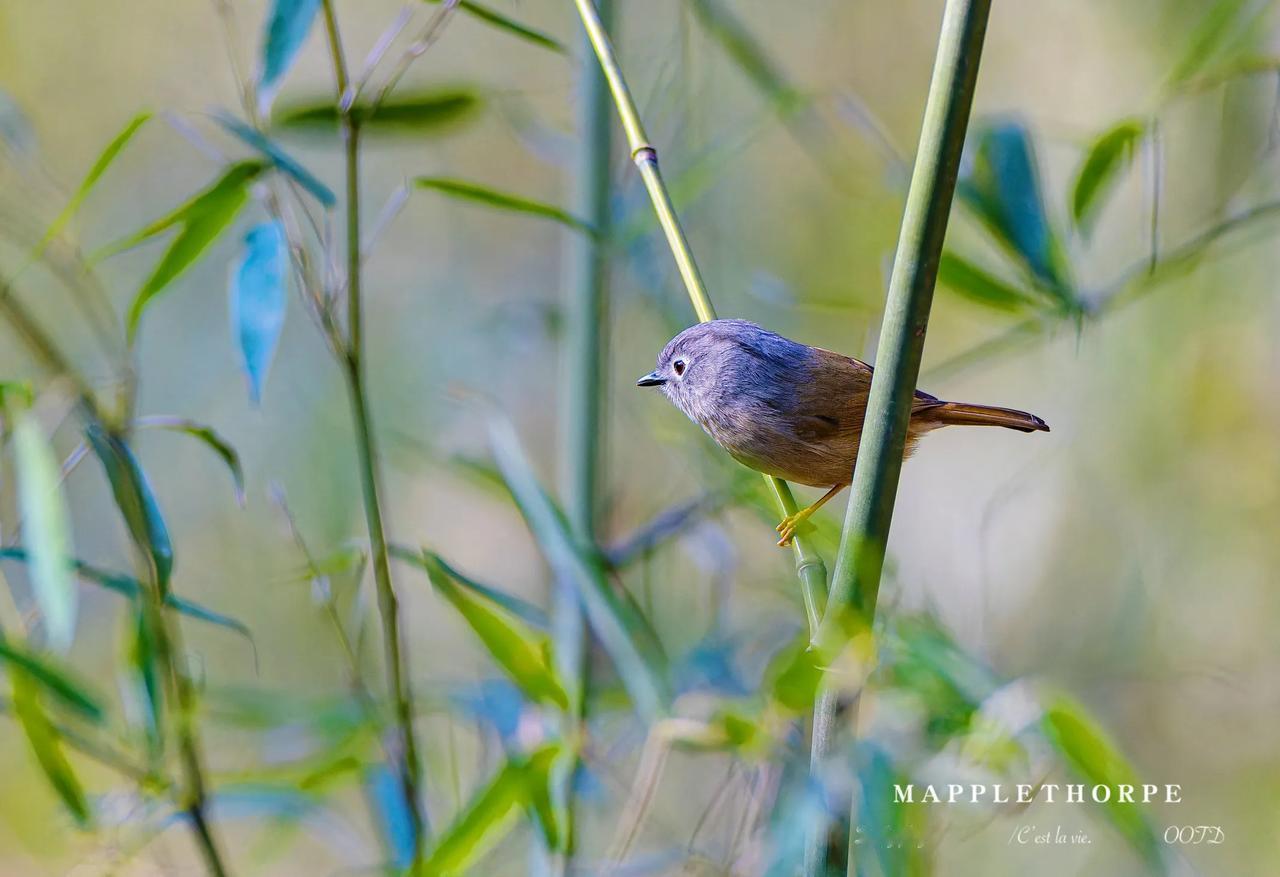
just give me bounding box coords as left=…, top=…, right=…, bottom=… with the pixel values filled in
left=557, top=0, right=615, bottom=866
left=567, top=0, right=829, bottom=637
left=803, top=2, right=993, bottom=875
left=0, top=280, right=231, bottom=877
left=321, top=0, right=427, bottom=864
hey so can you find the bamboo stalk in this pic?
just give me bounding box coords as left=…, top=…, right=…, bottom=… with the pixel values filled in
left=804, top=2, right=993, bottom=875
left=567, top=0, right=829, bottom=637
left=320, top=0, right=427, bottom=864
left=557, top=0, right=615, bottom=867
left=0, top=279, right=231, bottom=877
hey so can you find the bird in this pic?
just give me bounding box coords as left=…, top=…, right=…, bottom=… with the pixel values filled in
left=637, top=319, right=1049, bottom=547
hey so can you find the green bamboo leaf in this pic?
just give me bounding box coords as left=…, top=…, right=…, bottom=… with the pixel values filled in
left=0, top=548, right=252, bottom=642
left=424, top=1, right=565, bottom=53
left=98, top=161, right=266, bottom=341
left=85, top=426, right=174, bottom=592
left=40, top=112, right=153, bottom=249
left=1166, top=0, right=1269, bottom=87
left=137, top=416, right=246, bottom=506
left=212, top=111, right=335, bottom=207
left=1042, top=696, right=1162, bottom=867
left=12, top=410, right=77, bottom=651
left=258, top=0, right=323, bottom=108
left=1070, top=119, right=1147, bottom=235
left=686, top=0, right=802, bottom=111
left=11, top=672, right=91, bottom=827
left=0, top=639, right=104, bottom=721
left=124, top=606, right=164, bottom=755
left=521, top=745, right=568, bottom=853
left=390, top=545, right=547, bottom=629
left=416, top=551, right=568, bottom=710
left=488, top=417, right=669, bottom=720
left=413, top=177, right=593, bottom=234
left=938, top=251, right=1043, bottom=313
left=227, top=221, right=289, bottom=406
left=273, top=89, right=481, bottom=134
left=421, top=746, right=562, bottom=875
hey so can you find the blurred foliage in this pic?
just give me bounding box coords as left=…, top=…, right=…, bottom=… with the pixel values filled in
left=0, top=0, right=1276, bottom=875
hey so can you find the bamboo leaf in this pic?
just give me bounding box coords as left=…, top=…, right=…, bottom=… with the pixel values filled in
left=366, top=764, right=416, bottom=870
left=212, top=111, right=335, bottom=207
left=98, top=161, right=266, bottom=341
left=124, top=605, right=164, bottom=755
left=390, top=545, right=547, bottom=629
left=425, top=0, right=565, bottom=53
left=228, top=220, right=289, bottom=405
left=1070, top=119, right=1147, bottom=235
left=414, top=177, right=592, bottom=234
left=1042, top=696, right=1163, bottom=868
left=0, top=548, right=252, bottom=642
left=11, top=672, right=91, bottom=827
left=415, top=551, right=568, bottom=710
left=937, top=250, right=1043, bottom=313
left=421, top=746, right=562, bottom=875
left=0, top=639, right=104, bottom=721
left=258, top=0, right=323, bottom=109
left=273, top=89, right=481, bottom=134
left=1166, top=0, right=1269, bottom=87
left=85, top=426, right=174, bottom=592
left=686, top=0, right=802, bottom=111
left=137, top=416, right=246, bottom=506
left=12, top=410, right=77, bottom=651
left=41, top=111, right=153, bottom=248
left=488, top=417, right=669, bottom=720
left=957, top=120, right=1075, bottom=306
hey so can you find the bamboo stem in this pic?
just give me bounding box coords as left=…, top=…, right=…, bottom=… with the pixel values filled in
left=0, top=279, right=231, bottom=876
left=804, top=2, right=993, bottom=875
left=567, top=0, right=829, bottom=634
left=321, top=0, right=427, bottom=864
left=557, top=0, right=616, bottom=867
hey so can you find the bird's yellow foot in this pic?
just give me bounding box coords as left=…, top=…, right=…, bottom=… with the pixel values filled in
left=775, top=510, right=815, bottom=547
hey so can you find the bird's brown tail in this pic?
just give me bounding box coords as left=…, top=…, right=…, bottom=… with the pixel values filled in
left=924, top=401, right=1050, bottom=433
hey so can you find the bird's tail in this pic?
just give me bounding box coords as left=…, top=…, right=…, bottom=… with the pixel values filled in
left=923, top=401, right=1050, bottom=433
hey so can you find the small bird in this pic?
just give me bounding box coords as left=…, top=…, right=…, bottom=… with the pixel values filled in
left=637, top=319, right=1049, bottom=546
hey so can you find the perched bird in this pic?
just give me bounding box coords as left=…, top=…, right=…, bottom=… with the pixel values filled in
left=637, top=319, right=1049, bottom=546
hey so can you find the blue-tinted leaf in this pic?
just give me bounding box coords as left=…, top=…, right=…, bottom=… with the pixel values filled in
left=958, top=121, right=1074, bottom=305
left=448, top=679, right=529, bottom=746
left=229, top=221, right=288, bottom=405
left=366, top=764, right=417, bottom=870
left=136, top=416, right=246, bottom=506
left=85, top=426, right=174, bottom=592
left=414, top=177, right=593, bottom=234
left=853, top=743, right=927, bottom=877
left=273, top=89, right=481, bottom=134
left=97, top=161, right=266, bottom=341
left=41, top=112, right=153, bottom=248
left=0, top=639, right=104, bottom=721
left=0, top=90, right=35, bottom=158
left=1071, top=119, right=1147, bottom=235
left=488, top=417, right=670, bottom=720
left=0, top=549, right=251, bottom=642
left=1042, top=696, right=1163, bottom=868
left=258, top=0, right=323, bottom=109
left=212, top=111, right=335, bottom=207
left=12, top=410, right=77, bottom=651
left=124, top=605, right=164, bottom=755
left=11, top=672, right=91, bottom=827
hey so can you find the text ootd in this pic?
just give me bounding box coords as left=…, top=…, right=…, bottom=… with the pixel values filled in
left=894, top=784, right=1183, bottom=805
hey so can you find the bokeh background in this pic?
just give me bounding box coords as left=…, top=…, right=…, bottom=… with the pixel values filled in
left=1, top=0, right=1278, bottom=874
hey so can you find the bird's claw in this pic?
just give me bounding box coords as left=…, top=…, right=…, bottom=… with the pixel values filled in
left=775, top=513, right=812, bottom=548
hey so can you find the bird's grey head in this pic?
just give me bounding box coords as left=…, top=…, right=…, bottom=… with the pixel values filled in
left=636, top=319, right=811, bottom=420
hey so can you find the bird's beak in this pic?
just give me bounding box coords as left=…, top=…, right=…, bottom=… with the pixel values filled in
left=636, top=371, right=665, bottom=387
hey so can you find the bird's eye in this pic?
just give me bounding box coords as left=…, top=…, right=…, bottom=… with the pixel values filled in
left=673, top=359, right=686, bottom=376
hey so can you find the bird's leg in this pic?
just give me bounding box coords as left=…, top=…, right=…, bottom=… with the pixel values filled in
left=776, top=483, right=847, bottom=547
